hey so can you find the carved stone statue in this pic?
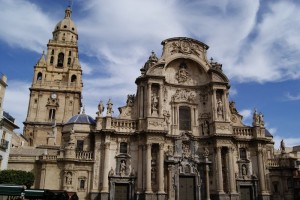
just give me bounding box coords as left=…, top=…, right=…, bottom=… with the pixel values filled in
left=217, top=99, right=223, bottom=116
left=280, top=139, right=286, bottom=152
left=242, top=165, right=247, bottom=175
left=259, top=112, right=264, bottom=126
left=65, top=172, right=72, bottom=185
left=252, top=109, right=259, bottom=126
left=163, top=110, right=170, bottom=127
left=166, top=145, right=174, bottom=156
left=203, top=147, right=209, bottom=157
left=202, top=120, right=209, bottom=135
left=120, top=160, right=126, bottom=176
left=97, top=100, right=104, bottom=117
left=106, top=99, right=113, bottom=116
left=109, top=167, right=114, bottom=176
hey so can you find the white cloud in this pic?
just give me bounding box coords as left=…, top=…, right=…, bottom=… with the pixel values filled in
left=285, top=92, right=300, bottom=101
left=0, top=0, right=55, bottom=53
left=239, top=109, right=252, bottom=124
left=3, top=80, right=30, bottom=132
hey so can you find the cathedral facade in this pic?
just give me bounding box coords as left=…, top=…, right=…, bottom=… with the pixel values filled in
left=8, top=6, right=298, bottom=200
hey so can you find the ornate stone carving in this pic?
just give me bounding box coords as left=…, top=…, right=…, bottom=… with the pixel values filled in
left=175, top=62, right=190, bottom=83
left=170, top=39, right=201, bottom=57
left=148, top=120, right=163, bottom=127
left=182, top=143, right=191, bottom=158
left=172, top=89, right=196, bottom=103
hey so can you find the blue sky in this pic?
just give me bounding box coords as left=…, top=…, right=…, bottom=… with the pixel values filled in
left=0, top=0, right=300, bottom=148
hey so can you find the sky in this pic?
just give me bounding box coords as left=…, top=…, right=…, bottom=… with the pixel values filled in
left=0, top=0, right=300, bottom=149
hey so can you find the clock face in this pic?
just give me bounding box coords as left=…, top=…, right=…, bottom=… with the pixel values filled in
left=51, top=93, right=57, bottom=99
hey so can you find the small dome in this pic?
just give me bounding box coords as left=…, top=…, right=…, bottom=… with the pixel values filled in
left=65, top=113, right=95, bottom=125
left=54, top=7, right=77, bottom=35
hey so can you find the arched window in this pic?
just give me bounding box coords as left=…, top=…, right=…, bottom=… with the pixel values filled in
left=37, top=72, right=42, bottom=80
left=51, top=49, right=54, bottom=55
left=69, top=51, right=72, bottom=56
left=48, top=109, right=56, bottom=121
left=50, top=56, right=54, bottom=64
left=179, top=106, right=191, bottom=130
left=240, top=148, right=247, bottom=160
left=120, top=142, right=128, bottom=154
left=57, top=53, right=64, bottom=67
left=68, top=57, right=71, bottom=65
left=71, top=75, right=77, bottom=82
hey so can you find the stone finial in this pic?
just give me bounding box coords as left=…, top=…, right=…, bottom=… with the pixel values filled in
left=142, top=51, right=158, bottom=72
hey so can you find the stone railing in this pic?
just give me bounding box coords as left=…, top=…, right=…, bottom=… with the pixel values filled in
left=33, top=80, right=80, bottom=89
left=267, top=158, right=296, bottom=168
left=76, top=151, right=93, bottom=160
left=111, top=119, right=137, bottom=133
left=39, top=155, right=58, bottom=161
left=233, top=127, right=253, bottom=137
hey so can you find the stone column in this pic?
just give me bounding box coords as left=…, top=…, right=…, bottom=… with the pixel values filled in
left=168, top=165, right=173, bottom=200
left=159, top=84, right=163, bottom=117
left=216, top=147, right=224, bottom=193
left=137, top=144, right=143, bottom=193
left=158, top=143, right=165, bottom=193
left=257, top=149, right=266, bottom=192
left=212, top=89, right=217, bottom=121
left=145, top=143, right=152, bottom=193
left=101, top=142, right=110, bottom=193
left=139, top=86, right=144, bottom=118
left=228, top=147, right=237, bottom=193
left=205, top=163, right=210, bottom=200
left=148, top=83, right=152, bottom=116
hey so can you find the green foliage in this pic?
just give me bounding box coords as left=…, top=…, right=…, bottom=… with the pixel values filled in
left=0, top=170, right=34, bottom=188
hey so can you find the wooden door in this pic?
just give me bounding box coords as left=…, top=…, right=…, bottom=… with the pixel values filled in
left=179, top=176, right=195, bottom=200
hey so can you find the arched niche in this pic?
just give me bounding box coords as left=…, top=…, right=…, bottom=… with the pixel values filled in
left=164, top=59, right=208, bottom=86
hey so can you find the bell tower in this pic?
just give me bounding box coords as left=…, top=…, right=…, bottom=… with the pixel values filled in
left=24, top=7, right=82, bottom=146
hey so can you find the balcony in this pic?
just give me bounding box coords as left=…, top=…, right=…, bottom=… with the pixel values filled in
left=0, top=139, right=9, bottom=150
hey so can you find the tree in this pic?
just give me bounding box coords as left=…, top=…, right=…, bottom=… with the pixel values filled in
left=0, top=170, right=34, bottom=188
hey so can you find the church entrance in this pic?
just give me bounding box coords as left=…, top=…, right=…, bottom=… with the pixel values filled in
left=179, top=176, right=195, bottom=200
left=240, top=186, right=252, bottom=200
left=114, top=183, right=129, bottom=200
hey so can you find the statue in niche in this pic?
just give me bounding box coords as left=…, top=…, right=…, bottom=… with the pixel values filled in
left=151, top=167, right=156, bottom=182
left=166, top=145, right=174, bottom=156
left=217, top=99, right=223, bottom=116
left=202, top=120, right=209, bottom=135
left=97, top=100, right=104, bottom=117
left=65, top=172, right=72, bottom=185
left=242, top=165, right=247, bottom=175
left=106, top=99, right=113, bottom=116
left=120, top=160, right=126, bottom=176
left=151, top=87, right=159, bottom=114
left=176, top=62, right=189, bottom=83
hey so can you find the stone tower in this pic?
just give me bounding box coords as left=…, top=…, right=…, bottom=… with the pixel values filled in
left=23, top=7, right=82, bottom=146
